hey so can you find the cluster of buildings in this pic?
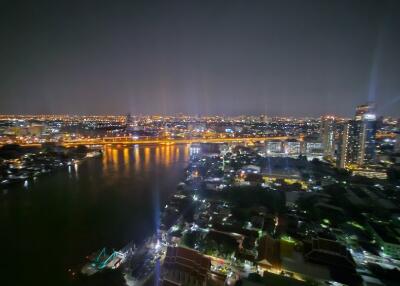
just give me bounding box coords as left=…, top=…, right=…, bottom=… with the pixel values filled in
left=0, top=144, right=98, bottom=187
left=148, top=135, right=400, bottom=286
left=265, top=139, right=323, bottom=158
left=210, top=103, right=399, bottom=180
left=3, top=106, right=399, bottom=286
left=1, top=106, right=399, bottom=172
left=264, top=104, right=379, bottom=169
left=262, top=103, right=399, bottom=179
left=121, top=113, right=322, bottom=140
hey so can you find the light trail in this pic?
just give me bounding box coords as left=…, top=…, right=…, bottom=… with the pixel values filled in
left=61, top=136, right=292, bottom=146
left=0, top=136, right=296, bottom=147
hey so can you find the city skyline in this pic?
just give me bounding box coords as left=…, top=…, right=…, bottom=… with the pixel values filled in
left=0, top=102, right=386, bottom=118
left=1, top=0, right=400, bottom=117
left=2, top=2, right=400, bottom=286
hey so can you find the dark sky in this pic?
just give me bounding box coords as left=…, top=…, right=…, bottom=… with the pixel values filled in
left=0, top=0, right=399, bottom=117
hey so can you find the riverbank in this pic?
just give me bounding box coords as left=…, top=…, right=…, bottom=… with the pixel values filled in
left=1, top=145, right=189, bottom=286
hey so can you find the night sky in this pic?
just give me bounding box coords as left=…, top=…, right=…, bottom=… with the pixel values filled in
left=0, top=0, right=399, bottom=117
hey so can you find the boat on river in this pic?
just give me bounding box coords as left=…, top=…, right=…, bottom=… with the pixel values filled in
left=81, top=246, right=133, bottom=276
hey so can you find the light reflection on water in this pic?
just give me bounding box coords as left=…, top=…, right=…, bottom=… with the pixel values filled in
left=102, top=144, right=190, bottom=174
left=2, top=144, right=190, bottom=285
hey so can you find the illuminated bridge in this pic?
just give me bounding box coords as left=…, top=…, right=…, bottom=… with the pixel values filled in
left=61, top=136, right=293, bottom=147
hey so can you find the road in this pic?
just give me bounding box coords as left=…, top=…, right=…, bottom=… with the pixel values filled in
left=1, top=136, right=296, bottom=147
left=60, top=135, right=293, bottom=146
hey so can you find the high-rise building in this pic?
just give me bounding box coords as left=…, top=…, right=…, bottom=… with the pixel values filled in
left=395, top=132, right=400, bottom=153
left=337, top=121, right=360, bottom=168
left=395, top=121, right=400, bottom=153
left=321, top=116, right=335, bottom=158
left=337, top=103, right=377, bottom=168
left=337, top=122, right=349, bottom=168
left=354, top=103, right=377, bottom=165
left=358, top=112, right=377, bottom=165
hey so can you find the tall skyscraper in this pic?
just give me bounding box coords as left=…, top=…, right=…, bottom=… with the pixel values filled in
left=395, top=132, right=400, bottom=153
left=354, top=103, right=377, bottom=165
left=358, top=113, right=377, bottom=165
left=321, top=116, right=335, bottom=158
left=395, top=121, right=400, bottom=153
left=337, top=103, right=377, bottom=168
left=337, top=122, right=349, bottom=169
left=337, top=120, right=360, bottom=168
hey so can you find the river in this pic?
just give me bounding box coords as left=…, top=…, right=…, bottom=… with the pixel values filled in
left=0, top=144, right=190, bottom=285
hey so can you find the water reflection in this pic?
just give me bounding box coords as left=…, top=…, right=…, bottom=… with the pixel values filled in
left=112, top=148, right=119, bottom=170
left=134, top=145, right=140, bottom=169
left=74, top=162, right=79, bottom=178
left=155, top=146, right=160, bottom=164
left=2, top=144, right=191, bottom=285
left=123, top=147, right=130, bottom=175
left=102, top=144, right=190, bottom=174
left=144, top=147, right=150, bottom=169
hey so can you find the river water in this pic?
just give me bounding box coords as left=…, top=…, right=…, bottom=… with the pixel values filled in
left=1, top=144, right=190, bottom=285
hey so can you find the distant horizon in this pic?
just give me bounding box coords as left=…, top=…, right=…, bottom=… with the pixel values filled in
left=0, top=110, right=397, bottom=119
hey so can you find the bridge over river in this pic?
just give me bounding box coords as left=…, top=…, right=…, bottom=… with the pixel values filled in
left=0, top=135, right=300, bottom=148
left=61, top=135, right=294, bottom=146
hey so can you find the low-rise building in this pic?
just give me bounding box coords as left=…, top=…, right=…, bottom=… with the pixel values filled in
left=367, top=221, right=400, bottom=259
left=162, top=246, right=211, bottom=286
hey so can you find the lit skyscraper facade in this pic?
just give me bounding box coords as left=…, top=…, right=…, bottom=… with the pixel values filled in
left=337, top=122, right=349, bottom=169
left=358, top=113, right=377, bottom=165
left=321, top=116, right=335, bottom=158
left=337, top=103, right=377, bottom=168
left=395, top=122, right=400, bottom=153
left=337, top=120, right=360, bottom=168
left=355, top=104, right=377, bottom=165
